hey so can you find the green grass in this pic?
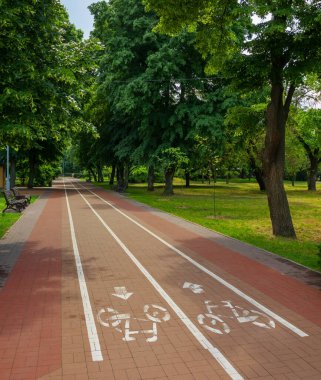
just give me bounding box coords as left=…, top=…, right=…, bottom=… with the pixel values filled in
left=94, top=179, right=321, bottom=271
left=0, top=195, right=38, bottom=238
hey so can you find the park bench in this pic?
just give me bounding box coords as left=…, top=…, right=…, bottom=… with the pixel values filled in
left=2, top=190, right=27, bottom=213
left=11, top=187, right=31, bottom=204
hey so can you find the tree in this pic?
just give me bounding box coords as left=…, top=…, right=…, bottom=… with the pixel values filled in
left=225, top=99, right=267, bottom=191
left=285, top=128, right=307, bottom=186
left=144, top=0, right=321, bottom=237
left=89, top=0, right=227, bottom=194
left=0, top=0, right=99, bottom=186
left=156, top=148, right=188, bottom=195
left=292, top=108, right=321, bottom=191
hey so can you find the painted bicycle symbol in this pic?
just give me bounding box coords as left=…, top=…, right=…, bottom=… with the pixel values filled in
left=197, top=300, right=275, bottom=335
left=97, top=304, right=170, bottom=342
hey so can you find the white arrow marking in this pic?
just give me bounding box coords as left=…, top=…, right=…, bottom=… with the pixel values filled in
left=183, top=282, right=204, bottom=294
left=112, top=286, right=133, bottom=300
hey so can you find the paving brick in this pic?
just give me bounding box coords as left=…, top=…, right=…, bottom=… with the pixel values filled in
left=1, top=179, right=321, bottom=380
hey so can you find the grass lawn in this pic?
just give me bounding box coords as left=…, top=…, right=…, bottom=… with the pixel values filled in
left=0, top=195, right=38, bottom=238
left=94, top=179, right=321, bottom=272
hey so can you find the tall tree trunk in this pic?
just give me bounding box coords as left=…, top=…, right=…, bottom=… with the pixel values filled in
left=254, top=168, right=266, bottom=191
left=185, top=169, right=190, bottom=188
left=117, top=163, right=127, bottom=192
left=163, top=167, right=175, bottom=196
left=295, top=133, right=320, bottom=191
left=10, top=159, right=16, bottom=188
left=147, top=165, right=155, bottom=191
left=307, top=155, right=319, bottom=191
left=291, top=174, right=295, bottom=187
left=248, top=154, right=266, bottom=191
left=239, top=168, right=246, bottom=179
left=124, top=163, right=129, bottom=191
left=263, top=81, right=296, bottom=238
left=89, top=168, right=97, bottom=182
left=97, top=163, right=104, bottom=183
left=109, top=163, right=116, bottom=185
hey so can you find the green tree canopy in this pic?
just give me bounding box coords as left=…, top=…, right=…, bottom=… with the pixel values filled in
left=144, top=0, right=321, bottom=237
left=0, top=0, right=100, bottom=186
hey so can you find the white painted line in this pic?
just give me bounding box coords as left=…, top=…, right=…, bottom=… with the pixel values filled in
left=64, top=183, right=103, bottom=362
left=79, top=183, right=308, bottom=338
left=74, top=186, right=244, bottom=380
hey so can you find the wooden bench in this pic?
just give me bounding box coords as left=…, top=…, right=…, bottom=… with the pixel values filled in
left=11, top=187, right=31, bottom=204
left=2, top=190, right=27, bottom=213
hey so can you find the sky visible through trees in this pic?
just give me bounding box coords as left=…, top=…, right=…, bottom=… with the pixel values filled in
left=60, top=0, right=94, bottom=38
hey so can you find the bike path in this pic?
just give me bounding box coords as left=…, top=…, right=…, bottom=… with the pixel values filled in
left=0, top=180, right=320, bottom=379
left=0, top=189, right=63, bottom=380
left=61, top=180, right=321, bottom=380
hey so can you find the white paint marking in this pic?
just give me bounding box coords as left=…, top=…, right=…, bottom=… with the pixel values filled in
left=112, top=286, right=133, bottom=300
left=64, top=183, right=103, bottom=362
left=183, top=282, right=204, bottom=294
left=97, top=304, right=170, bottom=343
left=79, top=183, right=309, bottom=338
left=73, top=186, right=243, bottom=380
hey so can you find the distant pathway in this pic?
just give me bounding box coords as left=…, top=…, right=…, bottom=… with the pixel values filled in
left=0, top=178, right=320, bottom=380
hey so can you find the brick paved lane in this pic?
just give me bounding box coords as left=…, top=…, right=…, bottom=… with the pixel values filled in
left=0, top=190, right=63, bottom=380
left=58, top=180, right=321, bottom=380
left=1, top=179, right=321, bottom=380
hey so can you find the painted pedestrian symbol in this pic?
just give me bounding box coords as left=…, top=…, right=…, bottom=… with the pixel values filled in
left=97, top=304, right=170, bottom=342
left=197, top=300, right=275, bottom=334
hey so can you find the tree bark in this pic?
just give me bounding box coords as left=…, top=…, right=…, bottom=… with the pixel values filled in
left=89, top=168, right=97, bottom=182
left=248, top=154, right=266, bottom=191
left=239, top=168, right=246, bottom=179
left=97, top=163, right=104, bottom=183
left=147, top=165, right=155, bottom=191
left=116, top=163, right=128, bottom=192
left=291, top=174, right=295, bottom=187
left=124, top=163, right=129, bottom=190
left=163, top=167, right=175, bottom=196
left=109, top=163, right=116, bottom=185
left=263, top=81, right=296, bottom=238
left=254, top=167, right=266, bottom=191
left=185, top=169, right=190, bottom=188
left=295, top=133, right=320, bottom=191
left=307, top=155, right=319, bottom=191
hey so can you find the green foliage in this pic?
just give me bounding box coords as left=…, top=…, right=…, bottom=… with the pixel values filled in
left=33, top=163, right=61, bottom=187
left=128, top=166, right=148, bottom=183
left=88, top=0, right=232, bottom=183
left=295, top=108, right=321, bottom=152
left=143, top=0, right=244, bottom=73
left=156, top=147, right=188, bottom=172
left=0, top=0, right=100, bottom=186
left=145, top=0, right=321, bottom=80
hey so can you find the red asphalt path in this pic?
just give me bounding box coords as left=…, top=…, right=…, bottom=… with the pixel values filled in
left=0, top=179, right=320, bottom=380
left=0, top=191, right=62, bottom=379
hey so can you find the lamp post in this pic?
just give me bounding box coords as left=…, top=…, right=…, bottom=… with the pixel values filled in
left=6, top=146, right=10, bottom=191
